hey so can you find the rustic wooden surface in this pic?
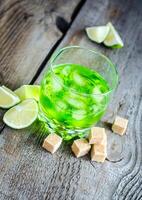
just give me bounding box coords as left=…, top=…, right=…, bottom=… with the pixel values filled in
left=0, top=0, right=142, bottom=199
left=0, top=0, right=81, bottom=88
left=0, top=0, right=82, bottom=131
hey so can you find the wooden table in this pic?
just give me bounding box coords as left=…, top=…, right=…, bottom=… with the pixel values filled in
left=0, top=0, right=142, bottom=199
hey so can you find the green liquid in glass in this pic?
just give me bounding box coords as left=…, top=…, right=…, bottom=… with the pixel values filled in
left=39, top=63, right=110, bottom=140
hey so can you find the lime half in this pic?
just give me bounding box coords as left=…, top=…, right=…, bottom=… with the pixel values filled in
left=15, top=85, right=40, bottom=101
left=104, top=22, right=124, bottom=48
left=3, top=99, right=38, bottom=129
left=0, top=86, right=20, bottom=109
left=86, top=26, right=109, bottom=43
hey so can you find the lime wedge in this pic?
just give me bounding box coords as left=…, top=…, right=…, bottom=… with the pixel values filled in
left=0, top=86, right=20, bottom=109
left=86, top=26, right=109, bottom=43
left=15, top=85, right=40, bottom=101
left=104, top=22, right=124, bottom=48
left=3, top=99, right=38, bottom=129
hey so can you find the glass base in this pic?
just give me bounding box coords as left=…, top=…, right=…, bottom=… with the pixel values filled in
left=38, top=111, right=90, bottom=141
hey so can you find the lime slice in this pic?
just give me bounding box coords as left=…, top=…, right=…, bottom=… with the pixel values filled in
left=86, top=26, right=109, bottom=43
left=0, top=86, right=20, bottom=109
left=104, top=22, right=124, bottom=48
left=3, top=99, right=38, bottom=129
left=15, top=85, right=40, bottom=101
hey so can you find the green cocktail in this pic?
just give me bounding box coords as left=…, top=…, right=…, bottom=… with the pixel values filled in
left=39, top=46, right=118, bottom=140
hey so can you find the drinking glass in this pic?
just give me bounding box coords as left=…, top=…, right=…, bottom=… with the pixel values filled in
left=39, top=46, right=118, bottom=140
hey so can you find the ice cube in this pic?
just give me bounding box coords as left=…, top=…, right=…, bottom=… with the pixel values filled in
left=51, top=76, right=63, bottom=92
left=92, top=87, right=102, bottom=94
left=64, top=91, right=86, bottom=109
left=92, top=87, right=104, bottom=103
left=62, top=65, right=71, bottom=76
left=72, top=110, right=86, bottom=120
left=67, top=98, right=85, bottom=109
left=56, top=101, right=67, bottom=111
left=92, top=105, right=99, bottom=113
left=72, top=71, right=86, bottom=86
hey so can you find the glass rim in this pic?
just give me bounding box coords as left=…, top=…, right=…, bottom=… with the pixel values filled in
left=50, top=45, right=118, bottom=96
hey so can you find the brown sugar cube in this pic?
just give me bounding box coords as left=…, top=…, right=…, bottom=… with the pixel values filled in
left=42, top=133, right=62, bottom=154
left=71, top=139, right=91, bottom=158
left=89, top=127, right=107, bottom=145
left=112, top=116, right=128, bottom=135
left=91, top=144, right=107, bottom=163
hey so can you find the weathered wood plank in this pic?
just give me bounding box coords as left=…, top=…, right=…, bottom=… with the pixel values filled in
left=0, top=0, right=80, bottom=88
left=33, top=0, right=142, bottom=199
left=0, top=0, right=142, bottom=200
left=0, top=0, right=83, bottom=198
left=55, top=0, right=142, bottom=199
left=0, top=0, right=82, bottom=132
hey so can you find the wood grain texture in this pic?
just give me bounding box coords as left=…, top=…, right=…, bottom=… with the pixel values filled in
left=0, top=0, right=142, bottom=200
left=0, top=1, right=84, bottom=199
left=38, top=0, right=142, bottom=199
left=0, top=0, right=80, bottom=88
left=62, top=1, right=142, bottom=199
left=0, top=0, right=82, bottom=133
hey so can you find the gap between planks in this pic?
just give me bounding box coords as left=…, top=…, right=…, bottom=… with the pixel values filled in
left=0, top=0, right=86, bottom=135
left=30, top=0, right=86, bottom=84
